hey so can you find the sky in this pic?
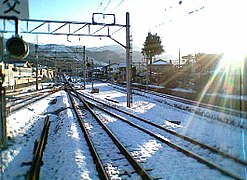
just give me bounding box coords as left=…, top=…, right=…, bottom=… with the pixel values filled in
left=2, top=0, right=247, bottom=58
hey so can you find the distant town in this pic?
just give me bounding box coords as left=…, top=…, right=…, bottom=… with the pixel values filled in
left=0, top=39, right=245, bottom=95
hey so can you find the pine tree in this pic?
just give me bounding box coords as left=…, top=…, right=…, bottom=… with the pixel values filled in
left=142, top=32, right=164, bottom=82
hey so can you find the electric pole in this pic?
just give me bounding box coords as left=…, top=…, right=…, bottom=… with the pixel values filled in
left=83, top=46, right=86, bottom=88
left=126, top=12, right=132, bottom=107
left=35, top=44, right=39, bottom=90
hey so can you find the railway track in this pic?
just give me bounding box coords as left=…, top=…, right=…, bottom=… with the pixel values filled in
left=133, top=86, right=245, bottom=117
left=111, top=83, right=247, bottom=128
left=4, top=83, right=244, bottom=179
left=27, top=116, right=51, bottom=180
left=5, top=87, right=63, bottom=116
left=67, top=88, right=153, bottom=179
left=112, top=83, right=244, bottom=116
left=72, top=88, right=245, bottom=180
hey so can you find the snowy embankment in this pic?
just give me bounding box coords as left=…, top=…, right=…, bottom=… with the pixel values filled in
left=84, top=83, right=246, bottom=162
left=1, top=82, right=246, bottom=179
left=2, top=90, right=99, bottom=179
left=112, top=84, right=246, bottom=129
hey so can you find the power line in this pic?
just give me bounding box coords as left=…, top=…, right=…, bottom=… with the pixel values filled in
left=95, top=0, right=111, bottom=22
left=96, top=0, right=105, bottom=12
left=110, top=0, right=125, bottom=13
left=102, top=0, right=111, bottom=13
left=111, top=26, right=124, bottom=36
left=151, top=1, right=205, bottom=30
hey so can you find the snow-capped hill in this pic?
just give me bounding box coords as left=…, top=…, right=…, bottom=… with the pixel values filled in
left=26, top=43, right=142, bottom=66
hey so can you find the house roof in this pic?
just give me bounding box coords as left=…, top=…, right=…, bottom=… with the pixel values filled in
left=7, top=60, right=28, bottom=64
left=105, top=63, right=118, bottom=67
left=152, top=59, right=171, bottom=65
left=118, top=62, right=126, bottom=67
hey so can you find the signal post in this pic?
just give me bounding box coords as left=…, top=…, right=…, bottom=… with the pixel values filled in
left=0, top=66, right=7, bottom=148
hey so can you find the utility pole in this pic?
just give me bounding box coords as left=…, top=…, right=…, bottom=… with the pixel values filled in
left=179, top=48, right=181, bottom=68
left=53, top=58, right=57, bottom=84
left=70, top=62, right=72, bottom=81
left=0, top=35, right=7, bottom=147
left=35, top=44, right=39, bottom=90
left=83, top=46, right=86, bottom=88
left=108, top=60, right=110, bottom=81
left=145, top=53, right=148, bottom=90
left=0, top=65, right=7, bottom=148
left=91, top=58, right=94, bottom=90
left=126, top=12, right=132, bottom=107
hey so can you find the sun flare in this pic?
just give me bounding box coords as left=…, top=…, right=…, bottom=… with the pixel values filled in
left=197, top=47, right=246, bottom=105
left=220, top=49, right=246, bottom=70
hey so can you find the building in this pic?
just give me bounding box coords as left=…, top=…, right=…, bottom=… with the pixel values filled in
left=147, top=59, right=173, bottom=84
left=103, top=63, right=118, bottom=81
left=118, top=62, right=126, bottom=82
left=0, top=60, right=54, bottom=89
left=93, top=66, right=104, bottom=79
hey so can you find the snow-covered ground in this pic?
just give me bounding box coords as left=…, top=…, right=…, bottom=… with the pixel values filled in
left=1, top=82, right=246, bottom=179
left=84, top=83, right=247, bottom=171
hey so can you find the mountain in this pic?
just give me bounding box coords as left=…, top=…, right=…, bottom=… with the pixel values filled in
left=86, top=49, right=124, bottom=65
left=25, top=44, right=143, bottom=66
left=87, top=45, right=143, bottom=64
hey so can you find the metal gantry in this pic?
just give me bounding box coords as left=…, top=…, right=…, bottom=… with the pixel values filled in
left=0, top=15, right=126, bottom=47
left=0, top=12, right=133, bottom=107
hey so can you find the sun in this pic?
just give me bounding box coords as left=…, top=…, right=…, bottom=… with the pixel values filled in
left=219, top=48, right=246, bottom=71
left=196, top=45, right=246, bottom=105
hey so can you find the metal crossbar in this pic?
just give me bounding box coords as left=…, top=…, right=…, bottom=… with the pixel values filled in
left=0, top=13, right=133, bottom=108
left=0, top=18, right=126, bottom=38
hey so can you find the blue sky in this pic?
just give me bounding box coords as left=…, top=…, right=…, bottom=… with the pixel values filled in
left=7, top=0, right=247, bottom=58
left=29, top=1, right=100, bottom=21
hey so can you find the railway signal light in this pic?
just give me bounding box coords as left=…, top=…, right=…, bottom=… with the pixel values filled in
left=86, top=62, right=91, bottom=67
left=6, top=36, right=29, bottom=59
left=0, top=74, right=5, bottom=84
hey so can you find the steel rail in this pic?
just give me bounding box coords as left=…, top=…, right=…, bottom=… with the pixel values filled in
left=6, top=88, right=62, bottom=116
left=27, top=116, right=51, bottom=180
left=70, top=89, right=152, bottom=180
left=124, top=83, right=247, bottom=118
left=110, top=83, right=247, bottom=128
left=7, top=92, right=45, bottom=108
left=73, top=90, right=244, bottom=180
left=134, top=86, right=245, bottom=116
left=77, top=90, right=247, bottom=166
left=66, top=89, right=109, bottom=180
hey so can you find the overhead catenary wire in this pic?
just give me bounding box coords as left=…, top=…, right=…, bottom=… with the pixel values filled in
left=96, top=0, right=105, bottom=12
left=151, top=0, right=205, bottom=31
left=95, top=0, right=111, bottom=22
left=110, top=0, right=125, bottom=13
left=110, top=26, right=124, bottom=36
left=102, top=0, right=111, bottom=13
